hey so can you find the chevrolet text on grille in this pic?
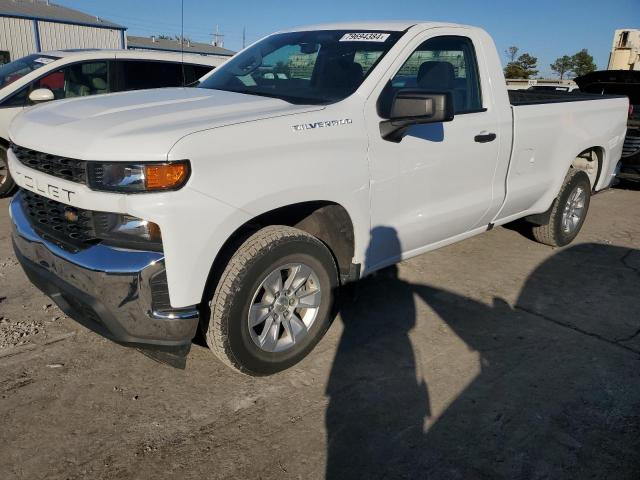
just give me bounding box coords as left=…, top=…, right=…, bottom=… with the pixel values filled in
left=13, top=168, right=76, bottom=202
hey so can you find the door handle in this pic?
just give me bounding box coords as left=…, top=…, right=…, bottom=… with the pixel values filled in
left=474, top=132, right=497, bottom=143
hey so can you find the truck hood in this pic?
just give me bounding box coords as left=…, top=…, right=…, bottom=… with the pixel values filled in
left=9, top=88, right=324, bottom=161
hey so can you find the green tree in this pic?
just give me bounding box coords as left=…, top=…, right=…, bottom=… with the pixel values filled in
left=504, top=52, right=539, bottom=79
left=550, top=55, right=573, bottom=80
left=504, top=62, right=523, bottom=79
left=517, top=53, right=538, bottom=79
left=571, top=49, right=597, bottom=77
left=505, top=46, right=519, bottom=62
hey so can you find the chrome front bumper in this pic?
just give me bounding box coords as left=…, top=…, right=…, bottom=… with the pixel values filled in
left=10, top=192, right=199, bottom=347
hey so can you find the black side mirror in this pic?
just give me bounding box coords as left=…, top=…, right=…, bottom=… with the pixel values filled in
left=380, top=89, right=454, bottom=142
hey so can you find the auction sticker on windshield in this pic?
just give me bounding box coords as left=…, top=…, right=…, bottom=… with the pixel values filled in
left=340, top=33, right=390, bottom=42
left=34, top=57, right=55, bottom=64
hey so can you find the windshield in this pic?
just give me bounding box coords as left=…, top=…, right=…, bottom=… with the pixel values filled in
left=199, top=30, right=402, bottom=104
left=0, top=54, right=60, bottom=88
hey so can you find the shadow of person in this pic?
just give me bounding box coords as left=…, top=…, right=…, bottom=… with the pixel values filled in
left=326, top=235, right=640, bottom=479
left=411, top=243, right=640, bottom=479
left=325, top=226, right=430, bottom=479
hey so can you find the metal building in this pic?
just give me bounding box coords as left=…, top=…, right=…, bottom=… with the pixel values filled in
left=127, top=35, right=235, bottom=60
left=0, top=0, right=126, bottom=64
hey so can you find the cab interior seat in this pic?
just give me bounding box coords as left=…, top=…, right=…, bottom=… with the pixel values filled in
left=417, top=61, right=465, bottom=112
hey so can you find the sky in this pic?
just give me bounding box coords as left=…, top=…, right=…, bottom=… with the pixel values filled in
left=57, top=0, right=639, bottom=78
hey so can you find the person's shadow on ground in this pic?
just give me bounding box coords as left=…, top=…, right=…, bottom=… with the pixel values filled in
left=325, top=227, right=430, bottom=478
left=325, top=227, right=640, bottom=479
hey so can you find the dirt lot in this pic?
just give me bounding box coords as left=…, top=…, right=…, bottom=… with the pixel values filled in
left=1, top=186, right=639, bottom=480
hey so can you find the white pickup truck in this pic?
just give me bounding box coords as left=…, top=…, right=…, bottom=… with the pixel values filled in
left=7, top=22, right=628, bottom=374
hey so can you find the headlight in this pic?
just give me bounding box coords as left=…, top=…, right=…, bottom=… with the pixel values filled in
left=87, top=161, right=190, bottom=193
left=94, top=212, right=162, bottom=250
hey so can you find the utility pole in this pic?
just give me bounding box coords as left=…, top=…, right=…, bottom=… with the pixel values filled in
left=242, top=26, right=246, bottom=49
left=211, top=25, right=225, bottom=47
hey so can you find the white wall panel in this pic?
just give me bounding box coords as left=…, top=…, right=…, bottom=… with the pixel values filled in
left=37, top=21, right=121, bottom=51
left=0, top=17, right=36, bottom=61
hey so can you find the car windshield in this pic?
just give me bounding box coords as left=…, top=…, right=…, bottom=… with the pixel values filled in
left=199, top=30, right=403, bottom=104
left=0, top=54, right=60, bottom=88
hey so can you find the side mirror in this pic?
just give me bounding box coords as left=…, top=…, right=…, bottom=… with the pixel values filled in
left=380, top=89, right=454, bottom=142
left=28, top=88, right=55, bottom=103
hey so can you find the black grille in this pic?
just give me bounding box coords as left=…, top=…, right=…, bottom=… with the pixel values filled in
left=149, top=270, right=172, bottom=312
left=12, top=144, right=87, bottom=184
left=21, top=191, right=99, bottom=251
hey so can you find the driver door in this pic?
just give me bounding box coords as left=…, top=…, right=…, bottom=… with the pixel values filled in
left=364, top=30, right=502, bottom=270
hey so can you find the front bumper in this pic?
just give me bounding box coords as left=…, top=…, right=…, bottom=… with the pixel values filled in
left=10, top=192, right=199, bottom=347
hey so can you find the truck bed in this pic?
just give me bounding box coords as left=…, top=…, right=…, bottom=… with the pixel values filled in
left=508, top=90, right=624, bottom=106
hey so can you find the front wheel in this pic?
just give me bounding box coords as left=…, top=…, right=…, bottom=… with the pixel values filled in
left=532, top=169, right=591, bottom=247
left=204, top=225, right=338, bottom=375
left=0, top=145, right=16, bottom=198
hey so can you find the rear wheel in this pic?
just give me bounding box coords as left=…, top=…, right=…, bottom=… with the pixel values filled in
left=204, top=225, right=338, bottom=375
left=0, top=145, right=16, bottom=198
left=532, top=169, right=591, bottom=247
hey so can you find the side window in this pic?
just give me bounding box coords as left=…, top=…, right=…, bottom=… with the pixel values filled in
left=33, top=61, right=109, bottom=100
left=119, top=61, right=183, bottom=90
left=182, top=64, right=214, bottom=85
left=381, top=36, right=482, bottom=115
left=194, top=65, right=213, bottom=78
left=34, top=69, right=65, bottom=98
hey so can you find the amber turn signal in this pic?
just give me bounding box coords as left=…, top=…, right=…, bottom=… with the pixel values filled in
left=144, top=162, right=190, bottom=190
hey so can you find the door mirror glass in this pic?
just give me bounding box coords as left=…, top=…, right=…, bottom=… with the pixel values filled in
left=28, top=88, right=54, bottom=103
left=380, top=89, right=454, bottom=142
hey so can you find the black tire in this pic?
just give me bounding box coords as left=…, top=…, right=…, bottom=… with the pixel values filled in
left=205, top=225, right=338, bottom=375
left=0, top=145, right=16, bottom=198
left=532, top=169, right=591, bottom=247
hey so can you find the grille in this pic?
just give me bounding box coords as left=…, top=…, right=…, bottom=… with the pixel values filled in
left=21, top=191, right=98, bottom=251
left=12, top=144, right=87, bottom=184
left=622, top=130, right=640, bottom=158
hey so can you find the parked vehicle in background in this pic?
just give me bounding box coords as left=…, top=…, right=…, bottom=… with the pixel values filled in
left=7, top=22, right=628, bottom=375
left=575, top=70, right=640, bottom=182
left=0, top=50, right=224, bottom=197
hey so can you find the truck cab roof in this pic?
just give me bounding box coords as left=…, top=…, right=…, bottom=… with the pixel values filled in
left=284, top=21, right=475, bottom=32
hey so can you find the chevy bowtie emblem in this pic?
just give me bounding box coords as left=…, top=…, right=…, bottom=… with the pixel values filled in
left=64, top=208, right=79, bottom=222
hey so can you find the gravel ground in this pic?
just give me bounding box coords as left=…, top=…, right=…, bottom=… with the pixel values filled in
left=0, top=248, right=68, bottom=351
left=0, top=185, right=639, bottom=480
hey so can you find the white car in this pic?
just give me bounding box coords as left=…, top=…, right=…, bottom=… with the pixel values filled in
left=7, top=22, right=628, bottom=374
left=0, top=49, right=225, bottom=196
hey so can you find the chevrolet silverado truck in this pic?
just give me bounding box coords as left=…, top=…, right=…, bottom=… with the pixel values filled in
left=7, top=22, right=628, bottom=375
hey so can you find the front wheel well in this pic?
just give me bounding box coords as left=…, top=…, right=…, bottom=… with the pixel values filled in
left=201, top=201, right=356, bottom=306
